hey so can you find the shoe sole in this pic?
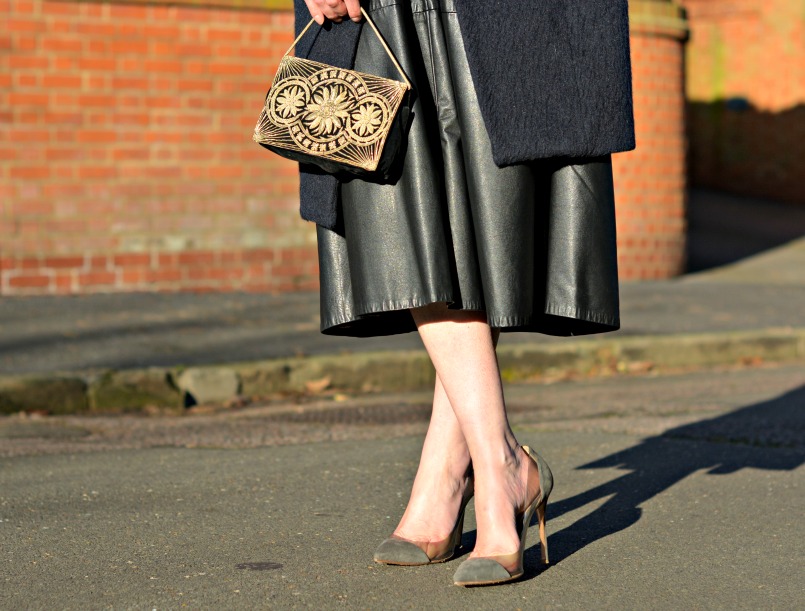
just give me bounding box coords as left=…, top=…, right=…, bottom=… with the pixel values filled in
left=454, top=570, right=525, bottom=587
left=373, top=552, right=456, bottom=566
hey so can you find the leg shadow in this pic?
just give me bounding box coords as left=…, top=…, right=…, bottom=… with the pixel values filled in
left=522, top=383, right=805, bottom=575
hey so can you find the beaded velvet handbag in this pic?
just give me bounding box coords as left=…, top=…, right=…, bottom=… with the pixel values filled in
left=253, top=8, right=411, bottom=177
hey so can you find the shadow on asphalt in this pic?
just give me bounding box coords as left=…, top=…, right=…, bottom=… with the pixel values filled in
left=531, top=385, right=805, bottom=576
left=459, top=385, right=805, bottom=581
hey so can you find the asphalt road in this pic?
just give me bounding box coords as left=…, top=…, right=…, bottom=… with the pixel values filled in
left=1, top=364, right=803, bottom=609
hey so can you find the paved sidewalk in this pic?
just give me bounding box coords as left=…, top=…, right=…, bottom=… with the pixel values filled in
left=1, top=267, right=805, bottom=375
left=1, top=206, right=804, bottom=413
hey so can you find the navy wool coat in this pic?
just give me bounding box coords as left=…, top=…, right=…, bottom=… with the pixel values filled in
left=291, top=0, right=636, bottom=229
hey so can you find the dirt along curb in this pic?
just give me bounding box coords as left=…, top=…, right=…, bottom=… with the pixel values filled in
left=1, top=327, right=804, bottom=416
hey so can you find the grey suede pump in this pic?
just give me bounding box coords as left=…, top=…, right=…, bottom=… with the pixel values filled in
left=373, top=479, right=474, bottom=566
left=452, top=445, right=553, bottom=586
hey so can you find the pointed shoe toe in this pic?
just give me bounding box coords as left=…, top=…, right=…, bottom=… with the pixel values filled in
left=374, top=478, right=474, bottom=566
left=452, top=557, right=520, bottom=586
left=373, top=537, right=432, bottom=566
left=453, top=446, right=554, bottom=587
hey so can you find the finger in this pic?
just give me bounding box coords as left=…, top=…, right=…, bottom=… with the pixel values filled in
left=303, top=0, right=325, bottom=25
left=344, top=0, right=362, bottom=22
left=321, top=0, right=347, bottom=22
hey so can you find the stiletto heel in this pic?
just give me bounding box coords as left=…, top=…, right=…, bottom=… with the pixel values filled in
left=373, top=477, right=474, bottom=566
left=536, top=500, right=549, bottom=564
left=452, top=445, right=553, bottom=586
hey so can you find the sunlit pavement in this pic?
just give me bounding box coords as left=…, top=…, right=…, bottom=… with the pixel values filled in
left=1, top=363, right=802, bottom=609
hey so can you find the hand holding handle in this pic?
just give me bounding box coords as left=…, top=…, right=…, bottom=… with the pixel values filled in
left=286, top=7, right=411, bottom=89
left=303, top=0, right=362, bottom=25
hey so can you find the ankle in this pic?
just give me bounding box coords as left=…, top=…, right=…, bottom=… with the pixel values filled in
left=469, top=438, right=522, bottom=476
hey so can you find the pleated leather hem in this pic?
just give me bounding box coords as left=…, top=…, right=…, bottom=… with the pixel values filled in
left=321, top=299, right=619, bottom=337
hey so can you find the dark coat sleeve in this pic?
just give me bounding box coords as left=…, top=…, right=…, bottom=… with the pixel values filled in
left=293, top=1, right=363, bottom=229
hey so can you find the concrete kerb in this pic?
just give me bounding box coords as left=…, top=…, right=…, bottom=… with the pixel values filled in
left=1, top=327, right=804, bottom=415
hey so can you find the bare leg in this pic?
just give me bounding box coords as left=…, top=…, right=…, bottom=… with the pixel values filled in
left=410, top=303, right=536, bottom=557
left=393, top=373, right=471, bottom=542
left=393, top=328, right=501, bottom=542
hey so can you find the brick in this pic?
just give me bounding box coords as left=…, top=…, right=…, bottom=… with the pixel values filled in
left=13, top=45, right=38, bottom=66
left=78, top=271, right=116, bottom=286
left=77, top=23, right=117, bottom=37
left=187, top=267, right=243, bottom=281
left=42, top=74, right=82, bottom=88
left=41, top=1, right=80, bottom=14
left=15, top=73, right=37, bottom=87
left=177, top=44, right=211, bottom=57
left=42, top=38, right=83, bottom=53
left=6, top=19, right=44, bottom=32
left=142, top=59, right=182, bottom=73
left=178, top=79, right=213, bottom=92
left=108, top=4, right=149, bottom=20
left=113, top=253, right=151, bottom=267
left=151, top=41, right=178, bottom=56
left=87, top=256, right=109, bottom=269
left=120, top=269, right=146, bottom=285
left=208, top=28, right=242, bottom=43
left=146, top=96, right=181, bottom=109
left=43, top=256, right=84, bottom=269
left=10, top=166, right=50, bottom=180
left=145, top=269, right=183, bottom=283
left=143, top=25, right=181, bottom=38
left=116, top=62, right=147, bottom=83
left=78, top=58, right=117, bottom=72
left=9, top=274, right=50, bottom=288
left=112, top=148, right=149, bottom=161
left=111, top=39, right=149, bottom=55
left=50, top=54, right=78, bottom=72
left=14, top=0, right=35, bottom=13
left=8, top=92, right=49, bottom=106
left=13, top=258, right=43, bottom=270
left=54, top=274, right=74, bottom=292
left=209, top=62, right=246, bottom=76
left=112, top=77, right=148, bottom=90
left=78, top=94, right=117, bottom=107
left=78, top=167, right=117, bottom=180
left=76, top=130, right=117, bottom=144
left=177, top=252, right=215, bottom=267
left=87, top=40, right=110, bottom=55
left=148, top=80, right=177, bottom=96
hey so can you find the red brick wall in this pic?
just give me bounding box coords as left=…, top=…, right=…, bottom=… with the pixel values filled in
left=1, top=0, right=689, bottom=293
left=1, top=0, right=316, bottom=294
left=680, top=0, right=804, bottom=204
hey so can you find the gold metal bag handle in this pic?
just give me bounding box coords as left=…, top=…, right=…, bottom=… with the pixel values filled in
left=283, top=7, right=411, bottom=89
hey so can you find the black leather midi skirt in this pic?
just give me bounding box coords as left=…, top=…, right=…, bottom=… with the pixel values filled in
left=316, top=0, right=620, bottom=337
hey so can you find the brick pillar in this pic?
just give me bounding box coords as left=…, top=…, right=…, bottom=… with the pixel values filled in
left=614, top=1, right=689, bottom=280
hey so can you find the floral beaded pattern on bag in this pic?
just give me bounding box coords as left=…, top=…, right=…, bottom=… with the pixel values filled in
left=253, top=8, right=411, bottom=176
